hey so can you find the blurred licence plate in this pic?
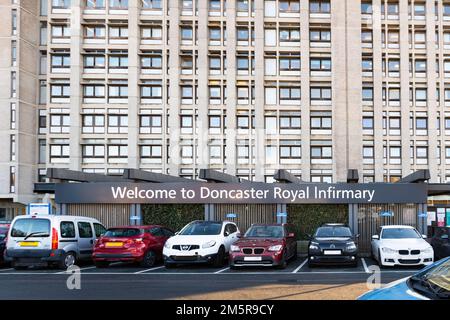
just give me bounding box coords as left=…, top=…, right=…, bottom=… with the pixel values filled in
left=324, top=250, right=341, bottom=255
left=19, top=242, right=38, bottom=247
left=106, top=242, right=123, bottom=247
left=244, top=256, right=262, bottom=261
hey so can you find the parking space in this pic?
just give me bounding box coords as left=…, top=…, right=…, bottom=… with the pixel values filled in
left=0, top=257, right=425, bottom=276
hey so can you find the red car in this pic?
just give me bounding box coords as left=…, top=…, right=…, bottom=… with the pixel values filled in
left=92, top=225, right=174, bottom=268
left=229, top=223, right=297, bottom=269
left=0, top=223, right=10, bottom=266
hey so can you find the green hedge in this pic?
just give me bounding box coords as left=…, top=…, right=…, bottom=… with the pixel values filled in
left=287, top=204, right=348, bottom=240
left=142, top=204, right=204, bottom=232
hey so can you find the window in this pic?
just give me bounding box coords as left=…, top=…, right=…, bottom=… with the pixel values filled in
left=413, top=3, right=425, bottom=16
left=50, top=144, right=70, bottom=159
left=109, top=26, right=128, bottom=38
left=82, top=115, right=105, bottom=133
left=10, top=72, right=16, bottom=98
left=50, top=83, right=70, bottom=100
left=388, top=59, right=400, bottom=72
left=51, top=54, right=70, bottom=69
left=141, top=84, right=162, bottom=98
left=182, top=27, right=193, bottom=40
left=279, top=0, right=300, bottom=13
left=237, top=28, right=249, bottom=41
left=415, top=60, right=426, bottom=73
left=85, top=0, right=105, bottom=9
left=388, top=88, right=400, bottom=101
left=141, top=145, right=162, bottom=158
left=109, top=85, right=128, bottom=99
left=85, top=26, right=105, bottom=38
left=11, top=41, right=17, bottom=65
left=181, top=145, right=193, bottom=159
left=416, top=146, right=428, bottom=159
left=237, top=0, right=249, bottom=12
left=279, top=87, right=301, bottom=101
left=310, top=87, right=332, bottom=101
left=237, top=55, right=249, bottom=70
left=50, top=114, right=70, bottom=133
left=40, top=0, right=48, bottom=15
left=280, top=143, right=301, bottom=159
left=84, top=84, right=105, bottom=98
left=52, top=0, right=71, bottom=9
left=9, top=167, right=15, bottom=193
left=361, top=30, right=372, bottom=43
left=108, top=145, right=128, bottom=158
left=77, top=222, right=93, bottom=238
left=209, top=0, right=221, bottom=11
left=10, top=103, right=17, bottom=130
left=310, top=58, right=331, bottom=71
left=40, top=23, right=48, bottom=45
left=279, top=54, right=300, bottom=71
left=82, top=145, right=105, bottom=158
left=362, top=87, right=373, bottom=101
left=181, top=86, right=193, bottom=100
left=141, top=53, right=162, bottom=69
left=39, top=113, right=47, bottom=133
left=11, top=9, right=17, bottom=34
left=311, top=117, right=331, bottom=129
left=362, top=59, right=373, bottom=71
left=279, top=28, right=300, bottom=42
left=389, top=117, right=401, bottom=129
left=363, top=146, right=374, bottom=158
left=415, top=118, right=428, bottom=130
left=362, top=117, right=374, bottom=129
left=142, top=0, right=162, bottom=9
left=361, top=1, right=372, bottom=14
left=237, top=116, right=252, bottom=129
left=10, top=135, right=16, bottom=161
left=280, top=116, right=301, bottom=129
left=181, top=115, right=193, bottom=130
left=39, top=81, right=47, bottom=104
left=182, top=0, right=193, bottom=11
left=84, top=54, right=105, bottom=68
left=140, top=115, right=162, bottom=134
left=415, top=88, right=427, bottom=102
left=310, top=29, right=331, bottom=42
left=109, top=0, right=128, bottom=9
left=311, top=146, right=332, bottom=159
left=209, top=27, right=221, bottom=41
left=389, top=146, right=401, bottom=158
left=310, top=0, right=330, bottom=13
left=387, top=2, right=399, bottom=15
left=142, top=26, right=162, bottom=39
left=52, top=25, right=71, bottom=38
left=94, top=223, right=106, bottom=238
left=108, top=115, right=128, bottom=133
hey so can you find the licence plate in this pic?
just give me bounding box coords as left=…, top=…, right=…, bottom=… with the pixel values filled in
left=244, top=256, right=262, bottom=261
left=19, top=241, right=39, bottom=247
left=323, top=250, right=341, bottom=255
left=105, top=242, right=123, bottom=247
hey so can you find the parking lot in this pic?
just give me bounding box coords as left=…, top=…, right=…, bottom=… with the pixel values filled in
left=0, top=257, right=424, bottom=299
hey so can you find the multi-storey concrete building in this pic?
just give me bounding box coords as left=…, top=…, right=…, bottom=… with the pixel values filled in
left=3, top=0, right=450, bottom=217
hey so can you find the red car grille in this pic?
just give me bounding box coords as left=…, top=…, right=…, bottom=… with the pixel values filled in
left=242, top=248, right=265, bottom=254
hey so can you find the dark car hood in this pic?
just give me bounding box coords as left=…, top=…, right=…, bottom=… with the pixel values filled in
left=313, top=237, right=352, bottom=243
left=235, top=238, right=283, bottom=247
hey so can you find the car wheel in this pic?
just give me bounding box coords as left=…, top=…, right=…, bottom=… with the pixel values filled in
left=94, top=261, right=110, bottom=268
left=164, top=262, right=175, bottom=269
left=291, top=246, right=298, bottom=261
left=377, top=249, right=385, bottom=268
left=308, top=260, right=315, bottom=268
left=229, top=265, right=238, bottom=270
left=12, top=262, right=27, bottom=270
left=212, top=246, right=225, bottom=267
left=58, top=252, right=76, bottom=270
left=278, top=250, right=287, bottom=269
left=140, top=251, right=156, bottom=268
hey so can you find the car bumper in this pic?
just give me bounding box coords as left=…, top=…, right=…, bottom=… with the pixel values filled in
left=229, top=252, right=284, bottom=267
left=92, top=248, right=146, bottom=262
left=308, top=252, right=357, bottom=265
left=4, top=249, right=66, bottom=266
left=380, top=253, right=433, bottom=266
left=163, top=253, right=218, bottom=264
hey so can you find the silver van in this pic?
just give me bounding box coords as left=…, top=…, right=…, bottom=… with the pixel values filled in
left=4, top=215, right=106, bottom=270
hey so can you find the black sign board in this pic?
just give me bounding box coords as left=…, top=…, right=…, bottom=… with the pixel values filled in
left=55, top=182, right=427, bottom=204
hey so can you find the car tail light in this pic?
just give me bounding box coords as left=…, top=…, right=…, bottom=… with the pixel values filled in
left=51, top=227, right=58, bottom=250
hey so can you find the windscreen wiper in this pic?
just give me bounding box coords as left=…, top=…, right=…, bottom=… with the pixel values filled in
left=24, top=232, right=49, bottom=240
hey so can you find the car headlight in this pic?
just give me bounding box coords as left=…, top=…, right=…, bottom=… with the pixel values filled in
left=230, top=245, right=240, bottom=252
left=268, top=245, right=283, bottom=252
left=382, top=247, right=397, bottom=254
left=346, top=242, right=357, bottom=251
left=423, top=247, right=433, bottom=254
left=202, top=240, right=216, bottom=249
left=309, top=242, right=319, bottom=250
left=164, top=241, right=171, bottom=249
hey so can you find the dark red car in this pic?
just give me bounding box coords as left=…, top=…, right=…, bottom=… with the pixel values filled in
left=0, top=223, right=10, bottom=266
left=92, top=225, right=174, bottom=268
left=229, top=223, right=297, bottom=269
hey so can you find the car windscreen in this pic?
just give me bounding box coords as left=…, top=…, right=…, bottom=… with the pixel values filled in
left=315, top=226, right=352, bottom=238
left=245, top=226, right=284, bottom=238
left=409, top=259, right=450, bottom=299
left=382, top=228, right=421, bottom=239
left=10, top=219, right=50, bottom=238
left=104, top=228, right=142, bottom=237
left=179, top=222, right=222, bottom=235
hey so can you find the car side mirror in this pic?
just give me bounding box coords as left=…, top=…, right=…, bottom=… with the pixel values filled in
left=288, top=233, right=295, bottom=238
left=224, top=231, right=230, bottom=237
left=422, top=234, right=427, bottom=239
left=441, top=235, right=449, bottom=240
left=237, top=233, right=242, bottom=238
left=175, top=231, right=179, bottom=235
left=372, top=235, right=379, bottom=240
left=306, top=234, right=312, bottom=240
left=355, top=234, right=360, bottom=238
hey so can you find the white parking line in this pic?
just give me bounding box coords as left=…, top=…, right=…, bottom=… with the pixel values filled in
left=361, top=258, right=370, bottom=274
left=292, top=259, right=308, bottom=273
left=134, top=266, right=165, bottom=274
left=0, top=268, right=13, bottom=272
left=214, top=267, right=230, bottom=274
left=55, top=266, right=97, bottom=274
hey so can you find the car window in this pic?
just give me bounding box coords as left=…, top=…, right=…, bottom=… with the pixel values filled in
left=104, top=228, right=141, bottom=237
left=224, top=224, right=234, bottom=235
left=93, top=223, right=106, bottom=238
left=245, top=225, right=285, bottom=238
left=179, top=222, right=222, bottom=235
left=229, top=224, right=237, bottom=234
left=60, top=221, right=76, bottom=238
left=381, top=228, right=421, bottom=239
left=162, top=228, right=175, bottom=237
left=149, top=227, right=165, bottom=237
left=77, top=222, right=93, bottom=238
left=10, top=218, right=50, bottom=238
left=315, top=226, right=352, bottom=238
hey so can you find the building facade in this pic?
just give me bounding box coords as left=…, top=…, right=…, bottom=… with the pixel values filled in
left=3, top=0, right=450, bottom=215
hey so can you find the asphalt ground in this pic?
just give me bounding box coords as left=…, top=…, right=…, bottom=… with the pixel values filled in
left=0, top=257, right=424, bottom=300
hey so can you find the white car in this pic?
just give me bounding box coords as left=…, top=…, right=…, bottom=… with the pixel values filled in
left=371, top=225, right=434, bottom=267
left=163, top=220, right=240, bottom=268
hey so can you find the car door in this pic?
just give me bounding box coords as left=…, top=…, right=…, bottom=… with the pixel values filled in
left=223, top=224, right=238, bottom=252
left=148, top=227, right=167, bottom=252
left=77, top=221, right=94, bottom=259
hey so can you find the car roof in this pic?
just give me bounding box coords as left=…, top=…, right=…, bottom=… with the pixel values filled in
left=13, top=215, right=100, bottom=223
left=321, top=223, right=349, bottom=227
left=107, top=225, right=163, bottom=229
left=191, top=220, right=230, bottom=224
left=251, top=223, right=284, bottom=226
left=381, top=225, right=415, bottom=229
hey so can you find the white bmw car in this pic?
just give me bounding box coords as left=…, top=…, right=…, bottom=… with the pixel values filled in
left=371, top=225, right=434, bottom=267
left=163, top=220, right=240, bottom=268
